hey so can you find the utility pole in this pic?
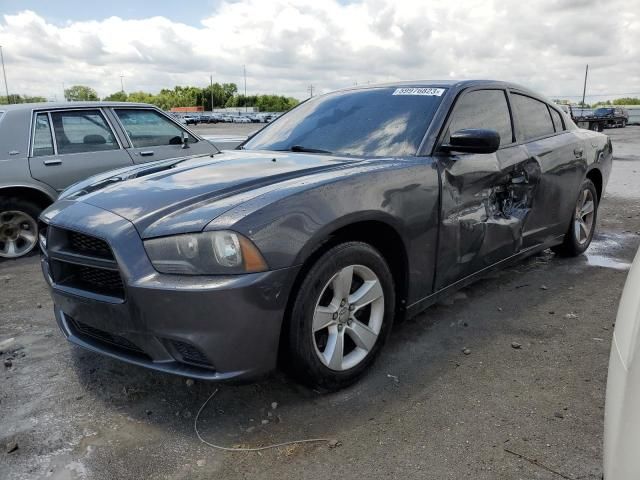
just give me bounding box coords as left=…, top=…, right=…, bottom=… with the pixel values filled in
left=210, top=74, right=213, bottom=113
left=0, top=45, right=10, bottom=104
left=120, top=74, right=125, bottom=93
left=581, top=64, right=589, bottom=108
left=243, top=64, right=247, bottom=112
left=307, top=84, right=314, bottom=97
left=62, top=82, right=66, bottom=102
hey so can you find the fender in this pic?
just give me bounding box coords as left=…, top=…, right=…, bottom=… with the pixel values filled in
left=0, top=182, right=57, bottom=203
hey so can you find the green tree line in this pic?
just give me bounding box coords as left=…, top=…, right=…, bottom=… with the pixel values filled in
left=0, top=94, right=48, bottom=104
left=553, top=97, right=640, bottom=108
left=1, top=83, right=298, bottom=112
left=101, top=83, right=298, bottom=111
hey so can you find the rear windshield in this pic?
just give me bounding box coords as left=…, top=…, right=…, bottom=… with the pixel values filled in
left=243, top=87, right=446, bottom=157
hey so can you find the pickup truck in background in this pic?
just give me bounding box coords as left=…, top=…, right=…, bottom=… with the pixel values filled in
left=559, top=105, right=628, bottom=131
left=593, top=107, right=629, bottom=128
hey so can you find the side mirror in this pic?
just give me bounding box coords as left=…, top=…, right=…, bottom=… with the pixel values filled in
left=181, top=131, right=189, bottom=149
left=441, top=128, right=500, bottom=154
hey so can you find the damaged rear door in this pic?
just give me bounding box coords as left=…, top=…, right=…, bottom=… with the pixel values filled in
left=434, top=88, right=541, bottom=290
left=509, top=92, right=583, bottom=247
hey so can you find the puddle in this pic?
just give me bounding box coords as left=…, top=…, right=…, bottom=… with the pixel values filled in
left=584, top=254, right=631, bottom=270
left=582, top=232, right=634, bottom=270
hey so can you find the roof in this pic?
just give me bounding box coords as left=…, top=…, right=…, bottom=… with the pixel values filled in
left=331, top=79, right=549, bottom=103
left=336, top=79, right=531, bottom=91
left=0, top=101, right=153, bottom=112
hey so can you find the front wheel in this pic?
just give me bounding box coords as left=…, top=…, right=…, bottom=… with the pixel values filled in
left=552, top=179, right=598, bottom=257
left=0, top=198, right=41, bottom=259
left=286, top=242, right=396, bottom=390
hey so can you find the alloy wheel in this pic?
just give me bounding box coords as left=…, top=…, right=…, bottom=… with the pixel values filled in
left=574, top=188, right=595, bottom=245
left=312, top=264, right=385, bottom=371
left=0, top=210, right=38, bottom=258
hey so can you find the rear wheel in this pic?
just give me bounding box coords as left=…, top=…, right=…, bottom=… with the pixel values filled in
left=286, top=242, right=395, bottom=390
left=552, top=179, right=598, bottom=257
left=0, top=198, right=41, bottom=259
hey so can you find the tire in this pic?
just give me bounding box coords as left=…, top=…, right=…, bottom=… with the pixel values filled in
left=286, top=241, right=396, bottom=391
left=621, top=120, right=627, bottom=128
left=0, top=197, right=42, bottom=259
left=552, top=179, right=598, bottom=257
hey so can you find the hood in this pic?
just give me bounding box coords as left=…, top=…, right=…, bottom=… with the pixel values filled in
left=63, top=150, right=361, bottom=237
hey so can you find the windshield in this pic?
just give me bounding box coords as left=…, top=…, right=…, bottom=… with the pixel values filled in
left=594, top=108, right=614, bottom=116
left=243, top=87, right=446, bottom=157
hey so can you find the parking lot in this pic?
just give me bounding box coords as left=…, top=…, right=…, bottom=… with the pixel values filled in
left=1, top=126, right=639, bottom=480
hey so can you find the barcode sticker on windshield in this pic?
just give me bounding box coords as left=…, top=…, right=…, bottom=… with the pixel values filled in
left=392, top=87, right=445, bottom=96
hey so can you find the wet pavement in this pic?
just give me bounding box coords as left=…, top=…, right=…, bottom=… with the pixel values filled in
left=1, top=126, right=639, bottom=480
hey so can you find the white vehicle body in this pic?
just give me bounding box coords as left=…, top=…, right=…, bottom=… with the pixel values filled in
left=604, top=247, right=640, bottom=479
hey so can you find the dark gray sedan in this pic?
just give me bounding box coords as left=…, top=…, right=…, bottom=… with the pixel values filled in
left=40, top=81, right=612, bottom=390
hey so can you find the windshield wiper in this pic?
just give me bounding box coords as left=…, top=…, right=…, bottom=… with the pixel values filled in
left=285, top=145, right=333, bottom=154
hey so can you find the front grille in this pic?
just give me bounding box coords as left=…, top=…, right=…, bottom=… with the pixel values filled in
left=47, top=228, right=125, bottom=300
left=51, top=260, right=125, bottom=298
left=68, top=231, right=113, bottom=259
left=75, top=266, right=123, bottom=293
left=171, top=340, right=214, bottom=368
left=68, top=317, right=147, bottom=357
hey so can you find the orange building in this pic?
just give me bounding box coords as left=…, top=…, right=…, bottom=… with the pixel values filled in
left=170, top=106, right=204, bottom=112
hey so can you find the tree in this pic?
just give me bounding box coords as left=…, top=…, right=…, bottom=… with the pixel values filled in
left=103, top=91, right=128, bottom=102
left=0, top=94, right=47, bottom=104
left=64, top=85, right=99, bottom=101
left=613, top=97, right=640, bottom=105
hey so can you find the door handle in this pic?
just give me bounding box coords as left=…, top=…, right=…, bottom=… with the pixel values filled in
left=140, top=151, right=154, bottom=157
left=43, top=159, right=62, bottom=166
left=574, top=148, right=584, bottom=157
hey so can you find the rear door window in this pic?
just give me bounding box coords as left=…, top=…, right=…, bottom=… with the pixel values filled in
left=114, top=109, right=197, bottom=148
left=50, top=110, right=119, bottom=155
left=549, top=107, right=564, bottom=132
left=511, top=94, right=555, bottom=141
left=33, top=113, right=55, bottom=157
left=446, top=89, right=513, bottom=146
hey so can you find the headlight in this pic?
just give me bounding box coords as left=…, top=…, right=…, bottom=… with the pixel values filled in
left=144, top=231, right=268, bottom=275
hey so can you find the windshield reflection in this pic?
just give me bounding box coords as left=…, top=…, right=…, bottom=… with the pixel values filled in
left=243, top=87, right=445, bottom=157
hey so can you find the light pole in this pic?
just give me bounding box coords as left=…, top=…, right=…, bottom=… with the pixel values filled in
left=0, top=45, right=10, bottom=104
left=243, top=64, right=247, bottom=113
left=120, top=74, right=125, bottom=93
left=581, top=64, right=589, bottom=108
left=210, top=74, right=213, bottom=113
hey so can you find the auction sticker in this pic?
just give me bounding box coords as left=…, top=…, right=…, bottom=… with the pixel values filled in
left=392, top=87, right=445, bottom=96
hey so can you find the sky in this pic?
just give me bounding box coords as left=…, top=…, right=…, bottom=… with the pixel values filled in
left=0, top=0, right=638, bottom=102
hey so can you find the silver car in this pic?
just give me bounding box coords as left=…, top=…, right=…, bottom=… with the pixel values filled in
left=0, top=102, right=218, bottom=259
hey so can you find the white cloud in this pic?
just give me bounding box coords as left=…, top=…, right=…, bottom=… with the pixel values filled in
left=0, top=0, right=638, bottom=102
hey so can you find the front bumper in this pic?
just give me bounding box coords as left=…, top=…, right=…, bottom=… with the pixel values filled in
left=40, top=201, right=299, bottom=381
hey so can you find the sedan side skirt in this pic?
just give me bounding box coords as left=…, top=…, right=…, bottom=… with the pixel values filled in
left=405, top=234, right=564, bottom=319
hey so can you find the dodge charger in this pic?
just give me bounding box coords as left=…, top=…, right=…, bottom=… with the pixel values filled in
left=39, top=80, right=612, bottom=390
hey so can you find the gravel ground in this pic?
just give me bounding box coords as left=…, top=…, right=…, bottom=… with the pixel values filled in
left=1, top=126, right=639, bottom=480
